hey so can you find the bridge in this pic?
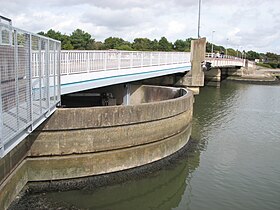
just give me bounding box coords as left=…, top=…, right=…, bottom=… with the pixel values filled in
left=0, top=20, right=250, bottom=158
left=0, top=18, right=258, bottom=210
left=0, top=21, right=192, bottom=158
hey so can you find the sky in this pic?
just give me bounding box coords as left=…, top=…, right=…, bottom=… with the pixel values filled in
left=1, top=0, right=280, bottom=54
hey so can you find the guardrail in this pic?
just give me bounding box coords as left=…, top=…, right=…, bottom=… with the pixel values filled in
left=205, top=53, right=255, bottom=68
left=0, top=22, right=61, bottom=158
left=58, top=50, right=190, bottom=75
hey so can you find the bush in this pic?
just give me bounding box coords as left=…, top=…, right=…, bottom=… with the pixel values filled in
left=267, top=63, right=278, bottom=68
left=256, top=63, right=272, bottom=68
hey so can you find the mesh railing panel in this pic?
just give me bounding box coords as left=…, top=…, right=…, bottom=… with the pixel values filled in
left=0, top=22, right=61, bottom=157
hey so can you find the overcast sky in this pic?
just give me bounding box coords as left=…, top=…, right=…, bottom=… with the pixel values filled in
left=1, top=0, right=279, bottom=53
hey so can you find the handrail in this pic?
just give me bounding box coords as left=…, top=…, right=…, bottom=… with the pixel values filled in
left=0, top=22, right=61, bottom=158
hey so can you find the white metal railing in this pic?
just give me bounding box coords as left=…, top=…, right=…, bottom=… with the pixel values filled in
left=205, top=53, right=247, bottom=67
left=58, top=51, right=190, bottom=75
left=0, top=22, right=61, bottom=158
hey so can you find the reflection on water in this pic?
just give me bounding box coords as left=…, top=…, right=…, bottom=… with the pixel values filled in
left=45, top=147, right=199, bottom=210
left=12, top=81, right=280, bottom=210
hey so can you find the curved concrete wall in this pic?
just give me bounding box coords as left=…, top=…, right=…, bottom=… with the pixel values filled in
left=0, top=85, right=193, bottom=209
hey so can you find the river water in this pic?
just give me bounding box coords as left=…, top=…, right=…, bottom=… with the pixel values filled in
left=13, top=81, right=280, bottom=210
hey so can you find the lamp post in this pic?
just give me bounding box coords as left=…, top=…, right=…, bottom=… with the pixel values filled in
left=211, top=30, right=215, bottom=57
left=197, top=0, right=202, bottom=38
left=226, top=38, right=229, bottom=58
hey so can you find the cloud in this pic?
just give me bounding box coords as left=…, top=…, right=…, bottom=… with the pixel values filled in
left=0, top=0, right=279, bottom=53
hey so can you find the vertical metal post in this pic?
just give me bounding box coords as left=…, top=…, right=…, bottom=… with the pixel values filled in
left=9, top=21, right=12, bottom=46
left=38, top=38, right=42, bottom=114
left=57, top=43, right=61, bottom=104
left=46, top=39, right=50, bottom=114
left=118, top=52, right=121, bottom=70
left=87, top=51, right=90, bottom=73
left=123, top=84, right=131, bottom=106
left=130, top=52, right=133, bottom=68
left=53, top=42, right=57, bottom=105
left=211, top=30, right=215, bottom=57
left=198, top=0, right=202, bottom=38
left=14, top=30, right=19, bottom=130
left=104, top=52, right=107, bottom=70
left=0, top=20, right=2, bottom=44
left=66, top=51, right=69, bottom=75
left=29, top=34, right=33, bottom=130
left=141, top=52, right=143, bottom=67
left=0, top=51, right=3, bottom=157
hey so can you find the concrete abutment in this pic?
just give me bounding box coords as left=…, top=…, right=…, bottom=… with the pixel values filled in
left=0, top=85, right=193, bottom=210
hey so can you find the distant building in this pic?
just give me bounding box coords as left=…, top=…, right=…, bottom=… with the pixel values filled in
left=255, top=59, right=260, bottom=63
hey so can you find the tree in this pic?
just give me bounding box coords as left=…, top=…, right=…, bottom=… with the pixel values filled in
left=132, top=38, right=152, bottom=51
left=150, top=39, right=159, bottom=51
left=104, top=37, right=127, bottom=49
left=246, top=50, right=260, bottom=61
left=158, top=37, right=173, bottom=51
left=116, top=45, right=133, bottom=51
left=70, top=29, right=92, bottom=50
left=174, top=39, right=187, bottom=51
left=62, top=40, right=74, bottom=50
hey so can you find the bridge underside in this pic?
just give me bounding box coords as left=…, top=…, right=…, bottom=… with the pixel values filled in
left=204, top=66, right=242, bottom=87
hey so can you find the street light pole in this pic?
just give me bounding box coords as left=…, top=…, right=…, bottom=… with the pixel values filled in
left=198, top=0, right=202, bottom=38
left=211, top=30, right=215, bottom=57
left=226, top=38, right=229, bottom=57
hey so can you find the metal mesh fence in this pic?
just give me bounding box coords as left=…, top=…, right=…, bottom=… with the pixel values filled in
left=0, top=22, right=61, bottom=158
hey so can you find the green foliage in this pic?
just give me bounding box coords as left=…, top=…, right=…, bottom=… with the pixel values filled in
left=158, top=37, right=173, bottom=51
left=256, top=63, right=272, bottom=68
left=38, top=28, right=280, bottom=63
left=70, top=29, right=92, bottom=50
left=227, top=48, right=237, bottom=57
left=116, top=44, right=133, bottom=51
left=104, top=37, right=127, bottom=49
left=173, top=38, right=192, bottom=52
left=132, top=38, right=152, bottom=51
left=62, top=40, right=74, bottom=50
left=246, top=50, right=260, bottom=61
left=150, top=39, right=159, bottom=51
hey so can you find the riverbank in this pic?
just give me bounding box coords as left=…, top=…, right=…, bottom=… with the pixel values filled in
left=227, top=68, right=280, bottom=84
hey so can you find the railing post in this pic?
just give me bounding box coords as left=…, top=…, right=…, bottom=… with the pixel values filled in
left=118, top=52, right=121, bottom=70
left=130, top=52, right=133, bottom=68
left=29, top=34, right=33, bottom=131
left=57, top=44, right=61, bottom=104
left=66, top=51, right=70, bottom=75
left=14, top=29, right=20, bottom=131
left=104, top=52, right=107, bottom=70
left=46, top=39, right=50, bottom=115
left=141, top=52, right=144, bottom=67
left=87, top=51, right=90, bottom=73
left=0, top=20, right=2, bottom=44
left=0, top=54, right=3, bottom=157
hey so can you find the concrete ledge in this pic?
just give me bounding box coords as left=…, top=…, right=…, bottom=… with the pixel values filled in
left=30, top=110, right=192, bottom=156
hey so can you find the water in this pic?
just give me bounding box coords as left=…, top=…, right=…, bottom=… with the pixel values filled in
left=13, top=81, right=280, bottom=210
